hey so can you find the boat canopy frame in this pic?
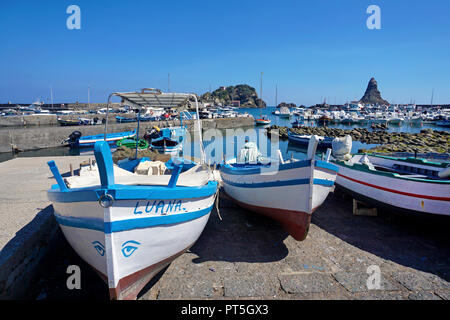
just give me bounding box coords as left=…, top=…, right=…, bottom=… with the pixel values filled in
left=103, top=88, right=206, bottom=163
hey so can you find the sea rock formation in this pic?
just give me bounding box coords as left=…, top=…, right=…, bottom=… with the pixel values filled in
left=359, top=77, right=389, bottom=105
left=277, top=102, right=297, bottom=109
left=200, top=84, right=266, bottom=108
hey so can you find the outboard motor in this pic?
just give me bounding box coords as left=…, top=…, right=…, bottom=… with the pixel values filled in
left=67, top=131, right=82, bottom=148
left=144, top=126, right=161, bottom=143
left=93, top=117, right=99, bottom=124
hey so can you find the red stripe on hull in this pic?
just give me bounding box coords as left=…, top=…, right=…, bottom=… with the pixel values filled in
left=225, top=193, right=312, bottom=241
left=337, top=173, right=450, bottom=201
left=109, top=242, right=195, bottom=300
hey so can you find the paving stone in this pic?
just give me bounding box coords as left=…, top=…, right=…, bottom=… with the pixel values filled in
left=333, top=271, right=400, bottom=293
left=278, top=273, right=339, bottom=294
left=435, top=290, right=450, bottom=300
left=223, top=274, right=279, bottom=298
left=408, top=291, right=441, bottom=300
left=392, top=272, right=450, bottom=291
left=352, top=291, right=409, bottom=300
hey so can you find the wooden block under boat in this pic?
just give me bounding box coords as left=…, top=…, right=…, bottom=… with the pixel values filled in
left=352, top=199, right=377, bottom=216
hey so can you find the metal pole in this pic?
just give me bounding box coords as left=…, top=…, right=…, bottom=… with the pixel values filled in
left=104, top=94, right=114, bottom=141
left=135, top=111, right=140, bottom=159
left=50, top=86, right=53, bottom=109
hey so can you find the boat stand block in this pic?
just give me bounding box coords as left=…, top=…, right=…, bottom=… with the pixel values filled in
left=352, top=199, right=378, bottom=216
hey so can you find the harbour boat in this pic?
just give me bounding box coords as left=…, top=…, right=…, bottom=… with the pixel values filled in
left=47, top=141, right=218, bottom=299
left=255, top=117, right=271, bottom=125
left=317, top=115, right=331, bottom=126
left=332, top=154, right=450, bottom=217
left=149, top=127, right=186, bottom=156
left=116, top=116, right=137, bottom=123
left=47, top=89, right=217, bottom=300
left=291, top=119, right=303, bottom=128
left=387, top=117, right=404, bottom=125
left=278, top=106, right=291, bottom=118
left=58, top=118, right=80, bottom=126
left=288, top=130, right=333, bottom=149
left=116, top=137, right=149, bottom=150
left=436, top=119, right=450, bottom=127
left=64, top=130, right=137, bottom=149
left=219, top=138, right=338, bottom=240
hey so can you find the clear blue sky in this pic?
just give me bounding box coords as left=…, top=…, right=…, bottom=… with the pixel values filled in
left=1, top=0, right=449, bottom=105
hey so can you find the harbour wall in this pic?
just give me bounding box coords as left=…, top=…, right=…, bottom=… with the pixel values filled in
left=0, top=116, right=255, bottom=153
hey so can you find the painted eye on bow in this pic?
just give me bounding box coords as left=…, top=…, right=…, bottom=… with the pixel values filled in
left=92, top=241, right=105, bottom=256
left=121, top=240, right=141, bottom=258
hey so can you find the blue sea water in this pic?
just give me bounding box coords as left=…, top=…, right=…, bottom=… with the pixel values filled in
left=0, top=106, right=447, bottom=163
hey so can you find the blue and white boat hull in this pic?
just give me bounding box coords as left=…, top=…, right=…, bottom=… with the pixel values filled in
left=47, top=141, right=217, bottom=299
left=220, top=159, right=338, bottom=240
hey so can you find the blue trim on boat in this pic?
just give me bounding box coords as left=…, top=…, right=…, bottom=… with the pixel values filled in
left=315, top=160, right=339, bottom=173
left=222, top=177, right=334, bottom=188
left=95, top=141, right=115, bottom=187
left=54, top=205, right=213, bottom=233
left=54, top=214, right=104, bottom=232
left=220, top=159, right=312, bottom=175
left=47, top=181, right=218, bottom=203
left=313, top=178, right=335, bottom=187
left=105, top=205, right=213, bottom=233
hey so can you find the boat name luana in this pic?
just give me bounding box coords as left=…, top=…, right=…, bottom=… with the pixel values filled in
left=133, top=200, right=184, bottom=215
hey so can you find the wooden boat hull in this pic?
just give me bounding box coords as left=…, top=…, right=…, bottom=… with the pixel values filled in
left=47, top=142, right=218, bottom=300
left=255, top=119, right=271, bottom=125
left=220, top=160, right=338, bottom=240
left=333, top=158, right=450, bottom=216
left=288, top=132, right=333, bottom=149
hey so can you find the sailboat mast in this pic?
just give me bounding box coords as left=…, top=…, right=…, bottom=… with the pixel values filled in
left=260, top=72, right=263, bottom=117
left=275, top=84, right=277, bottom=108
left=50, top=86, right=53, bottom=109
left=431, top=88, right=434, bottom=108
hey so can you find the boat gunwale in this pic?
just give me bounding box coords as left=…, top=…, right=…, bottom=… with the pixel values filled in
left=333, top=159, right=450, bottom=184
left=47, top=180, right=218, bottom=202
left=362, top=153, right=449, bottom=168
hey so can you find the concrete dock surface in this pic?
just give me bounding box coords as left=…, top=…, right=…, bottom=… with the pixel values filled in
left=0, top=156, right=90, bottom=298
left=0, top=155, right=449, bottom=300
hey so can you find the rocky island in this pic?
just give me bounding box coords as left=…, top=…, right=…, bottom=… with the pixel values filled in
left=360, top=77, right=389, bottom=105
left=200, top=84, right=266, bottom=108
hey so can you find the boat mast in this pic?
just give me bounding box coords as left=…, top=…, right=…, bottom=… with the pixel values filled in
left=88, top=86, right=90, bottom=109
left=431, top=88, right=434, bottom=108
left=50, top=86, right=53, bottom=109
left=260, top=72, right=263, bottom=117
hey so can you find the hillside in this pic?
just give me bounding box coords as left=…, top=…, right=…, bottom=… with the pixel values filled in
left=201, top=84, right=266, bottom=108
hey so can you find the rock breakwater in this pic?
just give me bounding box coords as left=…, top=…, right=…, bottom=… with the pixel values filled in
left=266, top=126, right=450, bottom=154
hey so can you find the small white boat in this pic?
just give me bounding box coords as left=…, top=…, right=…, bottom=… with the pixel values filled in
left=278, top=106, right=291, bottom=118
left=332, top=154, right=450, bottom=217
left=47, top=90, right=217, bottom=300
left=219, top=138, right=338, bottom=240
left=288, top=131, right=333, bottom=149
left=255, top=117, right=271, bottom=125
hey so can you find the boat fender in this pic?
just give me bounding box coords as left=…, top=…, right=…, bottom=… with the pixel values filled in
left=438, top=167, right=450, bottom=179
left=361, top=154, right=375, bottom=170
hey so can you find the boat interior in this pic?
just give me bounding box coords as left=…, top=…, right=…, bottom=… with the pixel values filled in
left=350, top=154, right=448, bottom=181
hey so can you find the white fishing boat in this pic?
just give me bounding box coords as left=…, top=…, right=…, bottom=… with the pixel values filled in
left=288, top=130, right=333, bottom=149
left=332, top=153, right=450, bottom=217
left=47, top=90, right=218, bottom=300
left=278, top=106, right=291, bottom=118
left=219, top=138, right=338, bottom=240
